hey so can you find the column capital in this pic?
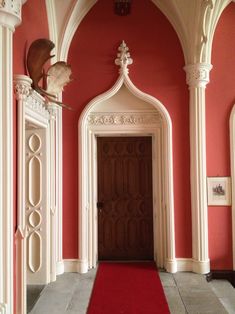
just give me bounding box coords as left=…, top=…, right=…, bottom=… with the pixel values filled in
left=184, top=63, right=213, bottom=88
left=13, top=74, right=32, bottom=100
left=0, top=0, right=25, bottom=30
left=47, top=103, right=60, bottom=119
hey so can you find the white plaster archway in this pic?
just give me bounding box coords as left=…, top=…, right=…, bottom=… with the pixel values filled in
left=78, top=42, right=176, bottom=274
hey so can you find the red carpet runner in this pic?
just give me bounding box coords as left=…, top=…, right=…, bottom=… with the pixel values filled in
left=87, top=262, right=170, bottom=314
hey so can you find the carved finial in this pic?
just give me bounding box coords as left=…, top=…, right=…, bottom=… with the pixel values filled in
left=115, top=40, right=133, bottom=74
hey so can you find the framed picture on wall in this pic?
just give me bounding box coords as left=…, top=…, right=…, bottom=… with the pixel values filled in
left=207, top=177, right=231, bottom=206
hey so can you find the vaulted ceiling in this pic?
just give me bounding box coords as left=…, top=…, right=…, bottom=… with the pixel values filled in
left=45, top=0, right=234, bottom=65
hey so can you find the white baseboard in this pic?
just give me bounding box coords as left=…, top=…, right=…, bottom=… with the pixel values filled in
left=192, top=259, right=210, bottom=274
left=176, top=258, right=193, bottom=271
left=63, top=259, right=89, bottom=273
left=62, top=258, right=210, bottom=274
left=56, top=260, right=65, bottom=275
left=165, top=258, right=177, bottom=273
left=63, top=260, right=79, bottom=273
left=175, top=258, right=210, bottom=274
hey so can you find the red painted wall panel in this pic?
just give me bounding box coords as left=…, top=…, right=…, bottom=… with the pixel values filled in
left=63, top=0, right=191, bottom=258
left=207, top=2, right=235, bottom=269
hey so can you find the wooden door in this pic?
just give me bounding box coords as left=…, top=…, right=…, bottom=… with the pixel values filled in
left=97, top=137, right=153, bottom=260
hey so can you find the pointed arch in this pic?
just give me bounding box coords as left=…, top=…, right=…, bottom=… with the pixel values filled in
left=78, top=72, right=176, bottom=273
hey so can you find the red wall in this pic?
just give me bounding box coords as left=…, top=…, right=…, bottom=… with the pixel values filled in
left=13, top=1, right=49, bottom=312
left=207, top=2, right=235, bottom=270
left=11, top=0, right=235, bottom=279
left=63, top=0, right=191, bottom=258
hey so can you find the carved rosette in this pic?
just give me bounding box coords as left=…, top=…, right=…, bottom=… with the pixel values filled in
left=184, top=63, right=212, bottom=88
left=115, top=41, right=133, bottom=75
left=0, top=0, right=22, bottom=29
left=87, top=112, right=161, bottom=126
left=13, top=75, right=32, bottom=100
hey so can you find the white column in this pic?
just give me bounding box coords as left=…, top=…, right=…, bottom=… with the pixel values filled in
left=55, top=107, right=64, bottom=275
left=14, top=75, right=32, bottom=314
left=48, top=105, right=57, bottom=282
left=0, top=2, right=22, bottom=313
left=184, top=63, right=212, bottom=274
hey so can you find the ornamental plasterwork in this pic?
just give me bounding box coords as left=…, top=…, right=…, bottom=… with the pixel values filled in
left=11, top=0, right=21, bottom=15
left=0, top=0, right=21, bottom=15
left=184, top=63, right=212, bottom=87
left=26, top=91, right=50, bottom=119
left=87, top=112, right=161, bottom=126
left=198, top=0, right=214, bottom=62
left=115, top=41, right=133, bottom=74
left=14, top=82, right=31, bottom=100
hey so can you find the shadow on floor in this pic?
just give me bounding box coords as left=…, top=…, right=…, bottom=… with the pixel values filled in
left=27, top=285, right=45, bottom=313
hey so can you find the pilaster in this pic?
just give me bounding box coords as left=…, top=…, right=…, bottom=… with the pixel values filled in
left=0, top=2, right=24, bottom=313
left=184, top=62, right=212, bottom=274
left=48, top=104, right=57, bottom=282
left=55, top=106, right=64, bottom=275
left=13, top=74, right=32, bottom=314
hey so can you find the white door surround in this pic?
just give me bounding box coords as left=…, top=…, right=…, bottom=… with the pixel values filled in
left=78, top=42, right=176, bottom=273
left=14, top=75, right=57, bottom=314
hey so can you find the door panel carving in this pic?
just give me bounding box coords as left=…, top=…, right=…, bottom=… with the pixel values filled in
left=98, top=137, right=153, bottom=260
left=26, top=129, right=49, bottom=284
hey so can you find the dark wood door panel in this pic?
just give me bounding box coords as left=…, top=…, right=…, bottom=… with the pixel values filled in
left=97, top=137, right=153, bottom=260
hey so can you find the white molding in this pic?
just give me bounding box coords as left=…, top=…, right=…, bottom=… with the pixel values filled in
left=87, top=112, right=161, bottom=126
left=14, top=74, right=32, bottom=314
left=175, top=258, right=212, bottom=273
left=78, top=43, right=176, bottom=274
left=25, top=90, right=50, bottom=125
left=13, top=75, right=57, bottom=313
left=63, top=259, right=81, bottom=273
left=48, top=106, right=57, bottom=282
left=0, top=23, right=15, bottom=314
left=184, top=63, right=212, bottom=274
left=63, top=259, right=205, bottom=273
left=176, top=258, right=193, bottom=272
left=55, top=107, right=64, bottom=276
left=56, top=260, right=64, bottom=275
left=0, top=0, right=22, bottom=30
left=229, top=104, right=235, bottom=270
left=185, top=63, right=212, bottom=88
left=151, top=0, right=230, bottom=64
left=45, top=0, right=58, bottom=61
left=59, top=0, right=97, bottom=61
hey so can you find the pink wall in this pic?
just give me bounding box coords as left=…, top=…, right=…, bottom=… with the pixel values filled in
left=207, top=2, right=235, bottom=270
left=63, top=0, right=191, bottom=258
left=13, top=1, right=49, bottom=312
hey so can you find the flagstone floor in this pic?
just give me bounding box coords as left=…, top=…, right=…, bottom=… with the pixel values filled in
left=28, top=269, right=235, bottom=313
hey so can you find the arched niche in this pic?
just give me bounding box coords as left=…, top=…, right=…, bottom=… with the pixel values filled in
left=78, top=42, right=176, bottom=273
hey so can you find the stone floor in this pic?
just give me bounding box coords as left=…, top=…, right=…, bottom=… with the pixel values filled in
left=28, top=269, right=235, bottom=313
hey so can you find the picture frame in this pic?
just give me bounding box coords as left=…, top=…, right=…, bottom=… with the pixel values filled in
left=207, top=177, right=231, bottom=206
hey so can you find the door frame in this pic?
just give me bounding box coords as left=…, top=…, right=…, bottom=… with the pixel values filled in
left=78, top=75, right=176, bottom=273
left=14, top=75, right=56, bottom=314
left=93, top=131, right=160, bottom=265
